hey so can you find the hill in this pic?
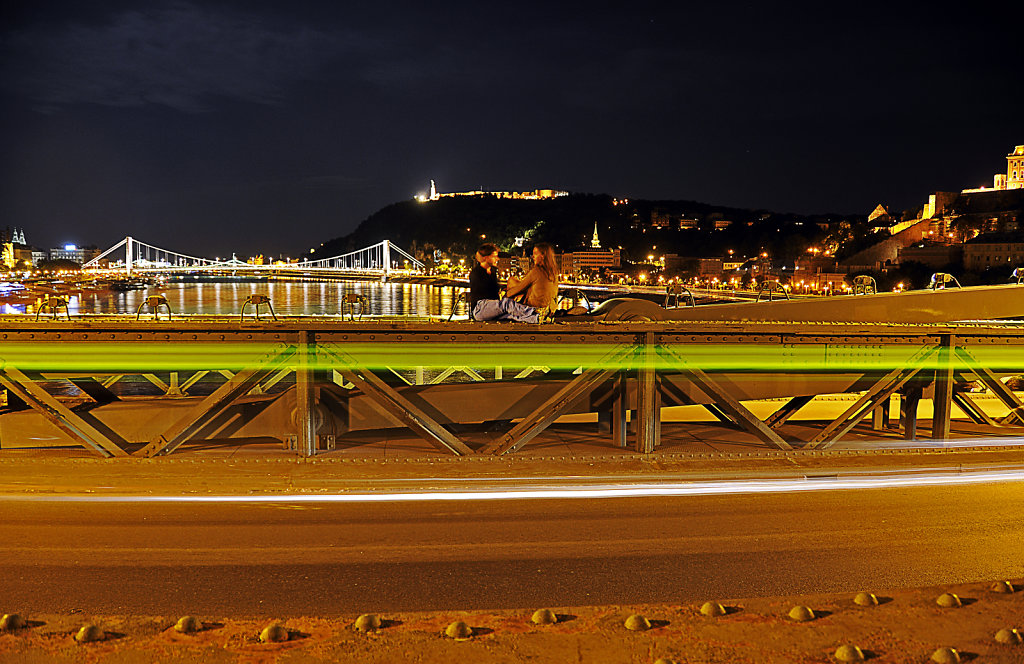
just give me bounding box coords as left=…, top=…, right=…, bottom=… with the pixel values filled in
left=310, top=193, right=858, bottom=264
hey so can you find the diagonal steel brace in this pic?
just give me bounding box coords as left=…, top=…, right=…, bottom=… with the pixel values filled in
left=490, top=345, right=633, bottom=456
left=0, top=364, right=128, bottom=457
left=658, top=346, right=792, bottom=449
left=321, top=346, right=473, bottom=456
left=953, top=347, right=1024, bottom=426
left=808, top=346, right=938, bottom=448
left=140, top=344, right=296, bottom=457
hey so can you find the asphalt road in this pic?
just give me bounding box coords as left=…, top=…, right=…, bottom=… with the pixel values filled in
left=2, top=480, right=1023, bottom=617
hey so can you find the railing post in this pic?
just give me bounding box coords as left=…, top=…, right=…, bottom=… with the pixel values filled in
left=612, top=372, right=627, bottom=447
left=635, top=331, right=659, bottom=453
left=296, top=330, right=318, bottom=456
left=900, top=384, right=922, bottom=441
left=932, top=334, right=955, bottom=440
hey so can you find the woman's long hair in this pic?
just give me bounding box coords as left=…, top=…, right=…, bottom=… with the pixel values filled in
left=533, top=242, right=557, bottom=282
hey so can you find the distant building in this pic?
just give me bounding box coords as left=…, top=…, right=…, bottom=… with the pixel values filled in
left=417, top=181, right=568, bottom=202
left=664, top=255, right=723, bottom=277
left=47, top=244, right=99, bottom=265
left=2, top=226, right=30, bottom=269
left=898, top=243, right=963, bottom=269
left=923, top=191, right=959, bottom=219
left=962, top=144, right=1024, bottom=193
left=679, top=217, right=700, bottom=230
left=801, top=272, right=847, bottom=291
left=650, top=208, right=672, bottom=229
left=962, top=233, right=1024, bottom=271
left=867, top=204, right=893, bottom=226
left=560, top=249, right=621, bottom=278
left=1007, top=145, right=1024, bottom=190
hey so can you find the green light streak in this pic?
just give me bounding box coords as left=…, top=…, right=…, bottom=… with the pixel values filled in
left=0, top=342, right=1021, bottom=373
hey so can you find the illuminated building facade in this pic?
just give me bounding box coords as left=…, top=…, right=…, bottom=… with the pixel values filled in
left=417, top=181, right=568, bottom=202
left=560, top=249, right=621, bottom=278
left=48, top=244, right=100, bottom=264
left=962, top=144, right=1024, bottom=193
left=1008, top=145, right=1024, bottom=190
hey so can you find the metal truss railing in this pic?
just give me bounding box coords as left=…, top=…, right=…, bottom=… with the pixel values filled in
left=0, top=320, right=1022, bottom=458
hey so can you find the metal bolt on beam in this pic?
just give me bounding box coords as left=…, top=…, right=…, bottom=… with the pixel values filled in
left=787, top=605, right=815, bottom=622
left=174, top=616, right=201, bottom=633
left=624, top=614, right=651, bottom=631
left=935, top=593, right=962, bottom=608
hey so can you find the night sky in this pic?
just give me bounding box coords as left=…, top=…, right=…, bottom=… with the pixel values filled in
left=1, top=2, right=1020, bottom=257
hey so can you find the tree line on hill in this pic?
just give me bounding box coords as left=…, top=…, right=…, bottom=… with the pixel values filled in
left=310, top=193, right=853, bottom=265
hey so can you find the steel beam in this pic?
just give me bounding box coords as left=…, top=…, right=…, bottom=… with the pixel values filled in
left=140, top=344, right=296, bottom=457
left=659, top=347, right=791, bottom=449
left=295, top=331, right=318, bottom=457
left=931, top=334, right=955, bottom=440
left=0, top=365, right=127, bottom=457
left=635, top=333, right=659, bottom=454
left=870, top=400, right=891, bottom=430
left=951, top=391, right=998, bottom=426
left=487, top=345, right=631, bottom=455
left=321, top=346, right=474, bottom=456
left=954, top=347, right=1024, bottom=426
left=489, top=364, right=622, bottom=455
left=900, top=384, right=922, bottom=441
left=660, top=376, right=735, bottom=426
left=808, top=346, right=937, bottom=448
left=765, top=395, right=815, bottom=429
left=611, top=373, right=627, bottom=447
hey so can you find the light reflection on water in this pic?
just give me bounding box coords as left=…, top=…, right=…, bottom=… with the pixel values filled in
left=8, top=280, right=471, bottom=317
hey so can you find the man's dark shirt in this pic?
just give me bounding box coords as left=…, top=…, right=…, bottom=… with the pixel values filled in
left=469, top=264, right=499, bottom=308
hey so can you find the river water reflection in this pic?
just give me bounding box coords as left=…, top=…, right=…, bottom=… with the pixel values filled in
left=15, top=279, right=472, bottom=318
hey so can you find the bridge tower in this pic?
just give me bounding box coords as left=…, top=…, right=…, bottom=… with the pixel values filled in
left=382, top=239, right=392, bottom=279
left=126, top=235, right=133, bottom=275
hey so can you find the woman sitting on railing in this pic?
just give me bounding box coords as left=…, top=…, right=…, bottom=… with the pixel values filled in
left=503, top=243, right=559, bottom=320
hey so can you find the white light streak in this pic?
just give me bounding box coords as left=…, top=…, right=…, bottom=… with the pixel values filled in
left=2, top=468, right=1022, bottom=504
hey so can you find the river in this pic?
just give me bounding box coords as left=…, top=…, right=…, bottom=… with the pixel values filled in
left=2, top=278, right=475, bottom=318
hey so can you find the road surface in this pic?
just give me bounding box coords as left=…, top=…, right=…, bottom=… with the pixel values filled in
left=2, top=478, right=1022, bottom=617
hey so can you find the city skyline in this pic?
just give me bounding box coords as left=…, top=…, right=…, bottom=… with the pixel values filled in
left=1, top=2, right=1020, bottom=255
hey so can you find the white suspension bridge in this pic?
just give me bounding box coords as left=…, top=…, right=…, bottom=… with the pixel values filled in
left=83, top=236, right=424, bottom=277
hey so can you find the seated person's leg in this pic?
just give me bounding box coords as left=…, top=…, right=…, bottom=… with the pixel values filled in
left=499, top=298, right=539, bottom=324
left=473, top=299, right=506, bottom=321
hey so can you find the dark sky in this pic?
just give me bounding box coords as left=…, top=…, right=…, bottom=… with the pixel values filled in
left=1, top=1, right=1020, bottom=257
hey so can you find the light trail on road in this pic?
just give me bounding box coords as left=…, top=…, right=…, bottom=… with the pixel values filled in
left=3, top=465, right=1022, bottom=504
